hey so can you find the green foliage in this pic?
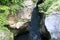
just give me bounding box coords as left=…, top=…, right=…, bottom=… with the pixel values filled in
left=38, top=0, right=57, bottom=14
left=0, top=0, right=24, bottom=31
left=0, top=6, right=9, bottom=26
left=0, top=0, right=24, bottom=6
left=46, top=0, right=60, bottom=14
left=32, top=0, right=37, bottom=3
left=0, top=0, right=11, bottom=6
left=0, top=0, right=24, bottom=15
left=9, top=0, right=24, bottom=15
left=10, top=4, right=20, bottom=15
left=0, top=6, right=10, bottom=31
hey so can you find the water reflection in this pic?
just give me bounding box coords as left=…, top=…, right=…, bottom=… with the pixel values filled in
left=29, top=5, right=42, bottom=40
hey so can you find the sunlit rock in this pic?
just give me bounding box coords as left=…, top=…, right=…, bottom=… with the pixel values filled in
left=10, top=22, right=26, bottom=29
left=45, top=11, right=60, bottom=40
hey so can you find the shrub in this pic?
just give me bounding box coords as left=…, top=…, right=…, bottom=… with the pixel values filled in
left=38, top=0, right=57, bottom=14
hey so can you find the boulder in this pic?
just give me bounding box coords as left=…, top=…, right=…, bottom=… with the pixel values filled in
left=0, top=30, right=13, bottom=40
left=4, top=21, right=30, bottom=36
left=45, top=11, right=60, bottom=40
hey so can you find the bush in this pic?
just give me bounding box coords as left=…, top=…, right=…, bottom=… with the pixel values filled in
left=0, top=6, right=9, bottom=26
left=38, top=0, right=57, bottom=14
left=46, top=0, right=60, bottom=14
left=0, top=6, right=10, bottom=31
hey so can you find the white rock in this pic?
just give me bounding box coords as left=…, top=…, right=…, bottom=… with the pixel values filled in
left=15, top=22, right=26, bottom=29
left=45, top=11, right=60, bottom=39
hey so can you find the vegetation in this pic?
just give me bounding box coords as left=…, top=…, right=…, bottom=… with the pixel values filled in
left=38, top=0, right=60, bottom=40
left=46, top=0, right=60, bottom=14
left=0, top=0, right=24, bottom=31
left=38, top=0, right=60, bottom=14
left=0, top=6, right=9, bottom=31
left=32, top=0, right=37, bottom=3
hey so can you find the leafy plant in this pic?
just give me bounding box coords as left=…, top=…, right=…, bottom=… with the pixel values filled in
left=0, top=6, right=10, bottom=31
left=0, top=0, right=24, bottom=6
left=38, top=0, right=57, bottom=14
left=46, top=0, right=60, bottom=14
left=32, top=0, right=37, bottom=3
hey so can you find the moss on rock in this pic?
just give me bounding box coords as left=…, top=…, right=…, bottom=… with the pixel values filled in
left=0, top=30, right=13, bottom=40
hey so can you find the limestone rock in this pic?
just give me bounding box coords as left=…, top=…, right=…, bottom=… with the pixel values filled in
left=45, top=11, right=60, bottom=40
left=0, top=30, right=13, bottom=40
left=15, top=0, right=36, bottom=22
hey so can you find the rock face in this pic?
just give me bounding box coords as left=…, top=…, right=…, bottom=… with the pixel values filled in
left=20, top=0, right=36, bottom=20
left=0, top=30, right=13, bottom=40
left=15, top=0, right=36, bottom=22
left=3, top=1, right=36, bottom=38
left=7, top=0, right=36, bottom=29
left=45, top=11, right=60, bottom=40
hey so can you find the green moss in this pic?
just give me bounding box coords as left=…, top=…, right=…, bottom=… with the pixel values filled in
left=32, top=0, right=37, bottom=3
left=0, top=26, right=9, bottom=31
left=10, top=4, right=20, bottom=15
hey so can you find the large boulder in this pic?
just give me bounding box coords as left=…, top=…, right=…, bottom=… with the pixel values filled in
left=45, top=11, right=60, bottom=40
left=0, top=30, right=13, bottom=40
left=38, top=0, right=60, bottom=40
